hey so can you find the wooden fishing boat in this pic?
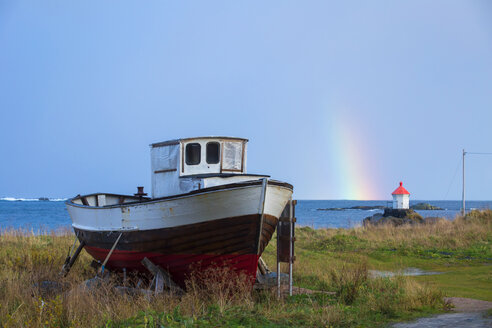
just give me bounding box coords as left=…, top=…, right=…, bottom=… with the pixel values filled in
left=66, top=137, right=293, bottom=287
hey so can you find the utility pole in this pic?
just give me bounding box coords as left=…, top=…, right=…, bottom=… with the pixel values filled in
left=461, top=150, right=492, bottom=216
left=462, top=149, right=466, bottom=216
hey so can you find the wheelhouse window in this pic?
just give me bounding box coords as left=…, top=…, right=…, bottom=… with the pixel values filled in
left=206, top=142, right=220, bottom=164
left=185, top=143, right=201, bottom=165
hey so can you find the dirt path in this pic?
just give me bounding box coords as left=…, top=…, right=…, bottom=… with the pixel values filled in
left=392, top=298, right=492, bottom=328
left=445, top=297, right=492, bottom=313
left=392, top=313, right=492, bottom=328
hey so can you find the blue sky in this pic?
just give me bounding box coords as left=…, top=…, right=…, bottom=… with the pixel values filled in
left=1, top=1, right=491, bottom=200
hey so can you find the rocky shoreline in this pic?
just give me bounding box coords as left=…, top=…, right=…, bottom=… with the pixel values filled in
left=317, top=203, right=443, bottom=212
left=363, top=208, right=445, bottom=226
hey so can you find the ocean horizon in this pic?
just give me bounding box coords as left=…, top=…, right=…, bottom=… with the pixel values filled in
left=1, top=198, right=491, bottom=231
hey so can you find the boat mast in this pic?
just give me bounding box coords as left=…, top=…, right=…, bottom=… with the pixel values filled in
left=462, top=149, right=466, bottom=216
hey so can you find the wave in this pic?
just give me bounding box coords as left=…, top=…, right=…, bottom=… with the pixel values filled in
left=0, top=197, right=67, bottom=202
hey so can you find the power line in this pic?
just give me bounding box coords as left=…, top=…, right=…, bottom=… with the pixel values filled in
left=466, top=152, right=492, bottom=155
left=443, top=157, right=461, bottom=200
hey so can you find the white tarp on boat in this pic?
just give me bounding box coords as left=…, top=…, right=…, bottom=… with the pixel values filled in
left=151, top=144, right=199, bottom=198
left=223, top=141, right=242, bottom=171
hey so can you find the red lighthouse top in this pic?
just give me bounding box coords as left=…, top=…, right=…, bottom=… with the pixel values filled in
left=392, top=182, right=410, bottom=195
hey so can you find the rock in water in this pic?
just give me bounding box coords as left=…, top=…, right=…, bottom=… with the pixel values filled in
left=410, top=202, right=443, bottom=210
left=363, top=208, right=423, bottom=226
left=363, top=213, right=384, bottom=224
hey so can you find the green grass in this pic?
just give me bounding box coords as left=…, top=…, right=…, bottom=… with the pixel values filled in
left=273, top=210, right=492, bottom=303
left=412, top=265, right=492, bottom=301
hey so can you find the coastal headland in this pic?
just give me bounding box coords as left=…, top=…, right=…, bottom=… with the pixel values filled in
left=0, top=210, right=490, bottom=327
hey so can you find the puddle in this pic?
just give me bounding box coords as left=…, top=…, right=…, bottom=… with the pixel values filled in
left=369, top=267, right=444, bottom=278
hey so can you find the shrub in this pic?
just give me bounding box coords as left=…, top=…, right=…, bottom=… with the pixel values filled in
left=330, top=262, right=368, bottom=304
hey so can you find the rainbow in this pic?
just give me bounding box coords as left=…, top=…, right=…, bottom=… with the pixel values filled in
left=326, top=110, right=383, bottom=200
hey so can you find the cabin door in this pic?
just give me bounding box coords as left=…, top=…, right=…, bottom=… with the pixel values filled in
left=222, top=141, right=243, bottom=172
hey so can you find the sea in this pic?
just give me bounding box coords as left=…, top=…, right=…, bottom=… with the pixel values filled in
left=0, top=198, right=491, bottom=231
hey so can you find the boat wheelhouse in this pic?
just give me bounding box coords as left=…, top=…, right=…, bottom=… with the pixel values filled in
left=150, top=136, right=263, bottom=198
left=66, top=137, right=293, bottom=287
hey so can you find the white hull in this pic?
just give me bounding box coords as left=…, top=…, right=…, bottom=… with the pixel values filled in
left=67, top=181, right=292, bottom=232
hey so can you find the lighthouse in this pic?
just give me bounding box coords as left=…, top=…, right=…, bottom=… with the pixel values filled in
left=392, top=182, right=410, bottom=209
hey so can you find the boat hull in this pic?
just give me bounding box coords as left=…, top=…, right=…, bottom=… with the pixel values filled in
left=75, top=214, right=278, bottom=287
left=67, top=180, right=292, bottom=287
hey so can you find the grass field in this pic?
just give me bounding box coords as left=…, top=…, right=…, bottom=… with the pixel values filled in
left=0, top=209, right=490, bottom=327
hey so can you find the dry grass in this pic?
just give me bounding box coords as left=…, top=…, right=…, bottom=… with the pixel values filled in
left=0, top=228, right=257, bottom=327
left=292, top=209, right=492, bottom=259
left=2, top=211, right=485, bottom=327
left=357, top=211, right=490, bottom=249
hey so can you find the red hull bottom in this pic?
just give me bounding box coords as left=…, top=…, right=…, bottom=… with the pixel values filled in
left=85, top=246, right=260, bottom=288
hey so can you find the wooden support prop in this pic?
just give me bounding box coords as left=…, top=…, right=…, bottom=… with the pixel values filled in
left=101, top=233, right=123, bottom=274
left=61, top=233, right=79, bottom=272
left=141, top=257, right=183, bottom=295
left=155, top=273, right=164, bottom=294
left=61, top=240, right=86, bottom=276
left=258, top=257, right=270, bottom=275
left=257, top=178, right=268, bottom=254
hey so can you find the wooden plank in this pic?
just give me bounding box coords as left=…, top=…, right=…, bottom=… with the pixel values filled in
left=220, top=142, right=224, bottom=173
left=181, top=142, right=185, bottom=173
left=155, top=272, right=164, bottom=294
left=240, top=141, right=245, bottom=172
left=80, top=196, right=89, bottom=206
left=97, top=194, right=107, bottom=207
left=154, top=169, right=177, bottom=174
left=278, top=201, right=296, bottom=263
left=258, top=257, right=269, bottom=275
left=141, top=257, right=183, bottom=294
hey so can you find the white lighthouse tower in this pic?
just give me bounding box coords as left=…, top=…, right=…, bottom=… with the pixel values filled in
left=392, top=181, right=410, bottom=209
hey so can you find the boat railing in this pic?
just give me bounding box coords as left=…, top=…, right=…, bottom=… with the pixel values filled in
left=71, top=193, right=150, bottom=207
